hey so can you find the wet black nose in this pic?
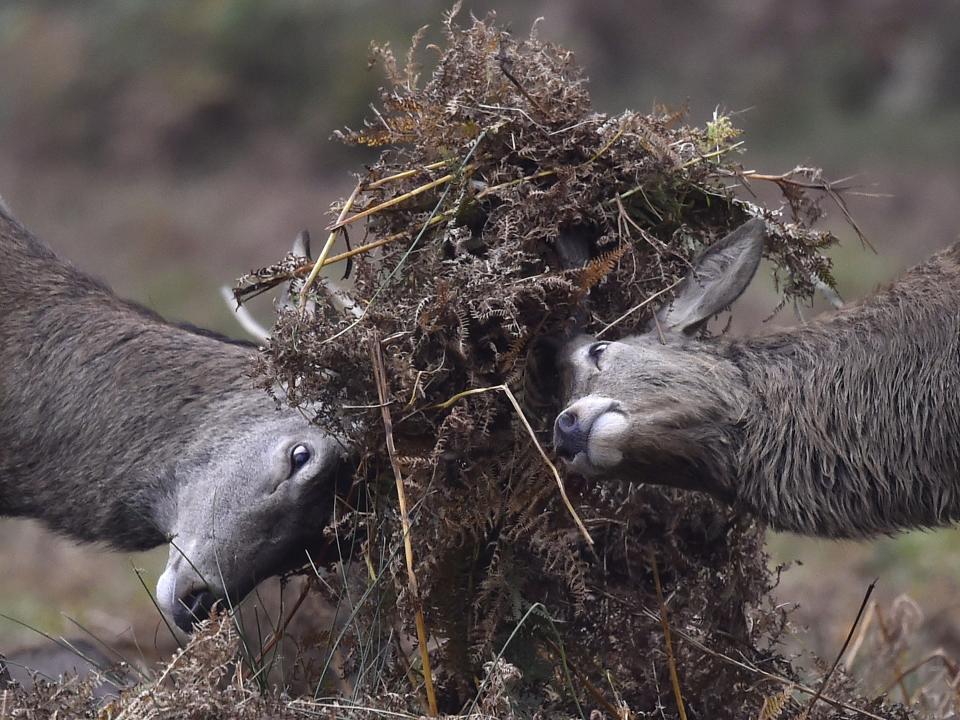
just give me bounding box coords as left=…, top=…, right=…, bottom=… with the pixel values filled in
left=173, top=589, right=220, bottom=633
left=554, top=410, right=588, bottom=460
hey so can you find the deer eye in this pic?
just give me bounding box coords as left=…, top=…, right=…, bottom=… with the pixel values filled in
left=587, top=342, right=609, bottom=368
left=290, top=444, right=312, bottom=475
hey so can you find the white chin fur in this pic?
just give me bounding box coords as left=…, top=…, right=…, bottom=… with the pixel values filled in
left=586, top=412, right=628, bottom=468
left=155, top=568, right=178, bottom=617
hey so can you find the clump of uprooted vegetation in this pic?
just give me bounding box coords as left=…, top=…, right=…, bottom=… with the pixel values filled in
left=232, top=7, right=909, bottom=719
left=4, top=7, right=930, bottom=720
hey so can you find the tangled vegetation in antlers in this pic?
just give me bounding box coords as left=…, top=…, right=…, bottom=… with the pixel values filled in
left=228, top=7, right=897, bottom=718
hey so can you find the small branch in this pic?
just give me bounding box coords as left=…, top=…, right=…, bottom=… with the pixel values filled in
left=370, top=334, right=439, bottom=716
left=681, top=140, right=745, bottom=168
left=583, top=120, right=627, bottom=166
left=741, top=168, right=875, bottom=252
left=649, top=551, right=687, bottom=720
left=497, top=42, right=548, bottom=119
left=293, top=214, right=449, bottom=278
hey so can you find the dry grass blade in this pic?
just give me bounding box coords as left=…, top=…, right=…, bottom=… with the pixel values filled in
left=598, top=278, right=683, bottom=337
left=800, top=579, right=877, bottom=719
left=874, top=604, right=911, bottom=704
left=649, top=550, right=687, bottom=720
left=254, top=579, right=313, bottom=665
left=649, top=611, right=890, bottom=720
left=881, top=650, right=960, bottom=697
left=432, top=384, right=593, bottom=547
left=293, top=213, right=449, bottom=278
left=370, top=333, right=438, bottom=716
left=366, top=160, right=451, bottom=190
left=329, top=167, right=473, bottom=232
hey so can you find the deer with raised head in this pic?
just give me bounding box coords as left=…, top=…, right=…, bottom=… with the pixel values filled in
left=552, top=218, right=960, bottom=537
left=0, top=205, right=351, bottom=632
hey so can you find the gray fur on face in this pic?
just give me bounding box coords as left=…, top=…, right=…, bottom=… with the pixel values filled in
left=0, top=206, right=350, bottom=631
left=556, top=218, right=960, bottom=538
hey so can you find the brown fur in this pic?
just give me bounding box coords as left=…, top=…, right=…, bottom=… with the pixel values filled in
left=555, top=219, right=960, bottom=537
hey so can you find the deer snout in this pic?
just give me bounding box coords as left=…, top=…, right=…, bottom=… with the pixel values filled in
left=554, top=409, right=590, bottom=460
left=554, top=396, right=627, bottom=472
left=172, top=589, right=220, bottom=633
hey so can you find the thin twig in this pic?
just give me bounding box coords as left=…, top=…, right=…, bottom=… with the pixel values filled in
left=681, top=140, right=745, bottom=168
left=742, top=169, right=875, bottom=252
left=841, top=599, right=876, bottom=672
left=497, top=43, right=548, bottom=119
left=370, top=334, right=438, bottom=716
left=882, top=650, right=960, bottom=697
left=597, top=278, right=683, bottom=337
left=288, top=162, right=555, bottom=282
left=254, top=579, right=314, bottom=664
left=543, top=638, right=626, bottom=719
left=801, top=579, right=877, bottom=719
left=649, top=551, right=687, bottom=720
left=432, top=383, right=593, bottom=546
left=874, top=605, right=911, bottom=704
left=584, top=121, right=627, bottom=165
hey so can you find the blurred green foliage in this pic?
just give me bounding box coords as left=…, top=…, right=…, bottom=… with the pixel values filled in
left=3, top=1, right=960, bottom=173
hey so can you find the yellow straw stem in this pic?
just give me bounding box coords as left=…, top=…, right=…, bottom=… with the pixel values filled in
left=299, top=182, right=362, bottom=311
left=330, top=166, right=475, bottom=232
left=366, top=160, right=451, bottom=190
left=371, top=336, right=439, bottom=716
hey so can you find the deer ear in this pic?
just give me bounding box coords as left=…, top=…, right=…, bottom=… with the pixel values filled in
left=653, top=218, right=766, bottom=335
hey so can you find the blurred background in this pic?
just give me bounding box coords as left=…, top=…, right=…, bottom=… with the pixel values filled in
left=1, top=0, right=959, bottom=677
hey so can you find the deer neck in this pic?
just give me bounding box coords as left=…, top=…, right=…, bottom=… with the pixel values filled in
left=729, top=245, right=960, bottom=537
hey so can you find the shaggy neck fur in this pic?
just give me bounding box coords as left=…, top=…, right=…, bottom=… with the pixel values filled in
left=721, top=243, right=960, bottom=538
left=0, top=209, right=266, bottom=550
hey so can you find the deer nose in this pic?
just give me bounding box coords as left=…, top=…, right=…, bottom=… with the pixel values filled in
left=554, top=409, right=589, bottom=460
left=172, top=589, right=220, bottom=633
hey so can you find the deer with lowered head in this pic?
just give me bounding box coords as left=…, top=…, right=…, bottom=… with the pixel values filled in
left=552, top=218, right=960, bottom=538
left=0, top=203, right=352, bottom=633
